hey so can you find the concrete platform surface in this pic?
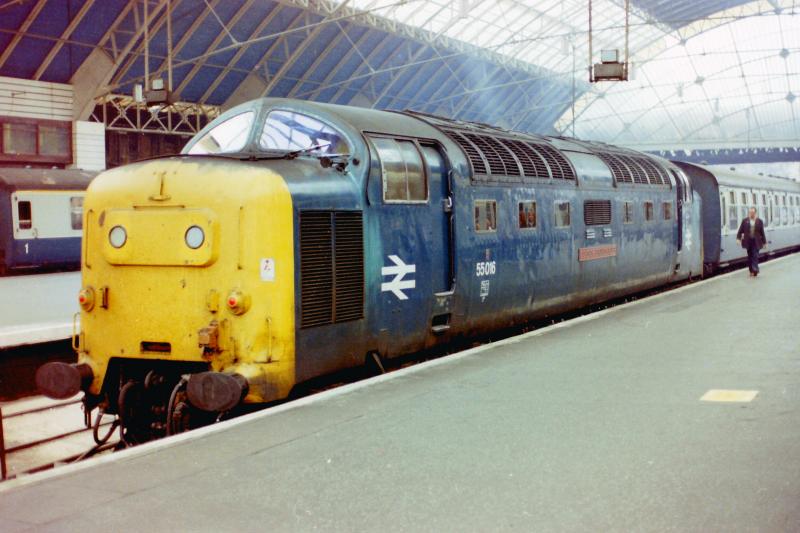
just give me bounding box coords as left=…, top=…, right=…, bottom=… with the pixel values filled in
left=0, top=272, right=80, bottom=348
left=1, top=255, right=799, bottom=532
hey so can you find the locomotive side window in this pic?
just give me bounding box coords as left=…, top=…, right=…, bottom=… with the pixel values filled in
left=260, top=110, right=349, bottom=155
left=474, top=200, right=497, bottom=232
left=720, top=195, right=727, bottom=229
left=371, top=137, right=427, bottom=203
left=663, top=202, right=672, bottom=220
left=17, top=200, right=32, bottom=230
left=623, top=201, right=634, bottom=224
left=70, top=196, right=83, bottom=230
left=518, top=201, right=536, bottom=229
left=188, top=111, right=254, bottom=155
left=554, top=201, right=570, bottom=227
left=644, top=201, right=654, bottom=222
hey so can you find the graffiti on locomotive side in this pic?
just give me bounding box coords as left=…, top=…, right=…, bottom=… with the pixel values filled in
left=475, top=261, right=496, bottom=277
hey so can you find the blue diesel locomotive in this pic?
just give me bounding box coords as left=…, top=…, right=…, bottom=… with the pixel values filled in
left=36, top=98, right=800, bottom=442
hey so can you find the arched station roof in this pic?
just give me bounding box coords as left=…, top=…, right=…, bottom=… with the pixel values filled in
left=0, top=0, right=797, bottom=152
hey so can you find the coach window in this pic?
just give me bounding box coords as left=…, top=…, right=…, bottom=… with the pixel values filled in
left=475, top=200, right=497, bottom=232
left=70, top=197, right=83, bottom=230
left=623, top=201, right=634, bottom=224
left=728, top=191, right=738, bottom=230
left=371, top=137, right=427, bottom=203
left=554, top=201, right=570, bottom=227
left=518, top=201, right=536, bottom=229
left=188, top=111, right=254, bottom=154
left=663, top=201, right=672, bottom=220
left=260, top=110, right=349, bottom=156
left=17, top=200, right=32, bottom=230
left=644, top=201, right=654, bottom=222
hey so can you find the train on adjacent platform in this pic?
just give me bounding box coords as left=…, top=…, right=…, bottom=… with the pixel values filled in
left=0, top=167, right=94, bottom=275
left=36, top=98, right=800, bottom=444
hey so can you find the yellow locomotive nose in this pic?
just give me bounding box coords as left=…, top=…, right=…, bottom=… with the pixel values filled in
left=76, top=158, right=296, bottom=407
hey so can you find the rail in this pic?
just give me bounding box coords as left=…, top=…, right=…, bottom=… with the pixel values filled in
left=0, top=398, right=117, bottom=481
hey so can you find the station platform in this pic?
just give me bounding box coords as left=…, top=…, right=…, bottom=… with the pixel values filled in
left=0, top=272, right=80, bottom=349
left=1, top=254, right=799, bottom=532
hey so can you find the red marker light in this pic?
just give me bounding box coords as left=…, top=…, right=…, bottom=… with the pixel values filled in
left=225, top=290, right=247, bottom=315
left=78, top=287, right=95, bottom=311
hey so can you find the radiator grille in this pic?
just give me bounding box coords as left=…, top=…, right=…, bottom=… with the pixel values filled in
left=584, top=200, right=612, bottom=226
left=595, top=151, right=671, bottom=186
left=299, top=211, right=364, bottom=328
left=443, top=128, right=576, bottom=183
left=333, top=212, right=364, bottom=323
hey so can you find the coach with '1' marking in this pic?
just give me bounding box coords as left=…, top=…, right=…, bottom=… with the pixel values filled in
left=36, top=98, right=800, bottom=444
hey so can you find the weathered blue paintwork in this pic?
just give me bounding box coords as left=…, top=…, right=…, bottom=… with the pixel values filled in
left=183, top=98, right=800, bottom=385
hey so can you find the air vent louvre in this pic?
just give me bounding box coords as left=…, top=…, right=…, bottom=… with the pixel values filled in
left=300, top=211, right=364, bottom=328
left=635, top=156, right=670, bottom=185
left=442, top=127, right=576, bottom=183
left=584, top=200, right=612, bottom=226
left=617, top=155, right=648, bottom=184
left=444, top=131, right=487, bottom=174
left=333, top=212, right=364, bottom=323
left=502, top=139, right=550, bottom=179
left=463, top=133, right=507, bottom=175
left=300, top=212, right=333, bottom=328
left=596, top=153, right=633, bottom=183
left=534, top=142, right=576, bottom=180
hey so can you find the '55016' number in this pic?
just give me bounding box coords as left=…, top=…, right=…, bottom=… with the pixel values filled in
left=475, top=261, right=496, bottom=277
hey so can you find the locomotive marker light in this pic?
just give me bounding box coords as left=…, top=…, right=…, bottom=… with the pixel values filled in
left=109, top=225, right=127, bottom=248
left=78, top=286, right=95, bottom=311
left=381, top=255, right=416, bottom=300
left=226, top=290, right=249, bottom=315
left=185, top=225, right=205, bottom=249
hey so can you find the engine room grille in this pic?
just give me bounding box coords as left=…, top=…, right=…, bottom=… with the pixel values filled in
left=595, top=152, right=670, bottom=186
left=442, top=128, right=576, bottom=183
left=299, top=211, right=364, bottom=328
left=584, top=200, right=612, bottom=226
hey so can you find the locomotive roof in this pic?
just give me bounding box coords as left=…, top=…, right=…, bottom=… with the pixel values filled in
left=0, top=167, right=96, bottom=192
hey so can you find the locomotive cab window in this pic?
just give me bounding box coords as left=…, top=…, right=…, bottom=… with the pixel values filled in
left=370, top=137, right=427, bottom=203
left=17, top=200, right=32, bottom=230
left=554, top=201, right=571, bottom=227
left=474, top=200, right=497, bottom=232
left=623, top=201, right=634, bottom=224
left=260, top=110, right=349, bottom=155
left=188, top=111, right=254, bottom=155
left=644, top=201, right=654, bottom=222
left=663, top=202, right=672, bottom=220
left=518, top=201, right=537, bottom=229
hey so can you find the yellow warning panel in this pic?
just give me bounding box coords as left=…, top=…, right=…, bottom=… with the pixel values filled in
left=700, top=389, right=759, bottom=402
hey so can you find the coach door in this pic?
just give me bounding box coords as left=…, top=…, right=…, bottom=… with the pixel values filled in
left=368, top=136, right=454, bottom=353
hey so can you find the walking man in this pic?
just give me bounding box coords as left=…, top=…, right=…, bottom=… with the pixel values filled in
left=736, top=207, right=767, bottom=277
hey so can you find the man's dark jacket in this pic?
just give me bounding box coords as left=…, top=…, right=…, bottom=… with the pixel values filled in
left=736, top=217, right=766, bottom=249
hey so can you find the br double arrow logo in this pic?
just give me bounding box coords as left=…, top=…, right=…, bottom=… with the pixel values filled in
left=381, top=255, right=416, bottom=300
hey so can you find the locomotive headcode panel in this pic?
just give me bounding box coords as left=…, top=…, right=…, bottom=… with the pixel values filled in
left=34, top=98, right=800, bottom=444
